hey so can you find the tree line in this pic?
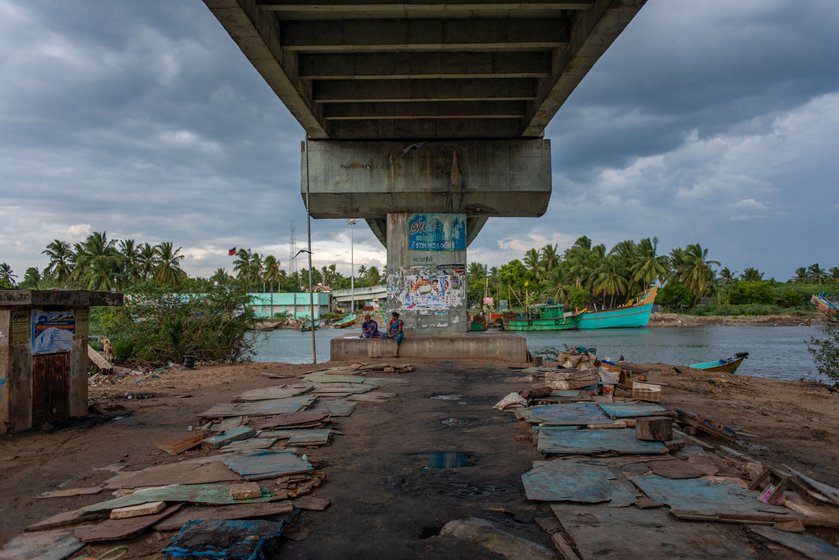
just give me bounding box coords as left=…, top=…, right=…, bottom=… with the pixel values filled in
left=1, top=232, right=837, bottom=313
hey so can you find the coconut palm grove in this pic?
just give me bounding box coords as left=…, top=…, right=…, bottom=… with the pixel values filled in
left=1, top=231, right=837, bottom=317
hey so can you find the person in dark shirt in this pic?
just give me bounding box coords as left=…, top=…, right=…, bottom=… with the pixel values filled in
left=386, top=312, right=404, bottom=357
left=361, top=314, right=380, bottom=338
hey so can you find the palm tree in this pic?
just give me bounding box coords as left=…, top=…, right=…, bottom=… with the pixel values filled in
left=792, top=267, right=808, bottom=283
left=211, top=268, right=231, bottom=284
left=540, top=244, right=559, bottom=273
left=72, top=231, right=121, bottom=290
left=0, top=262, right=17, bottom=286
left=542, top=267, right=569, bottom=306
left=831, top=267, right=839, bottom=282
left=42, top=239, right=74, bottom=284
left=591, top=255, right=629, bottom=308
left=366, top=266, right=381, bottom=286
left=154, top=242, right=187, bottom=287
left=119, top=239, right=141, bottom=285
left=740, top=267, right=764, bottom=282
left=20, top=267, right=42, bottom=289
left=680, top=244, right=720, bottom=299
left=263, top=255, right=282, bottom=317
left=250, top=253, right=264, bottom=291
left=137, top=243, right=158, bottom=281
left=808, top=263, right=827, bottom=284
left=523, top=248, right=542, bottom=280
left=233, top=249, right=252, bottom=289
left=631, top=237, right=668, bottom=290
left=717, top=267, right=737, bottom=287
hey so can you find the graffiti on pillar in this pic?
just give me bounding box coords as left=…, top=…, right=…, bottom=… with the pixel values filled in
left=398, top=265, right=465, bottom=311
left=408, top=214, right=466, bottom=251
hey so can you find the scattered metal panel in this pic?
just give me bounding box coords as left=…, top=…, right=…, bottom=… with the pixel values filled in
left=747, top=525, right=839, bottom=560
left=221, top=450, right=313, bottom=481
left=628, top=473, right=794, bottom=519
left=522, top=459, right=636, bottom=506
left=74, top=504, right=181, bottom=543
left=520, top=403, right=613, bottom=426
left=260, top=428, right=332, bottom=446
left=104, top=461, right=241, bottom=490
left=550, top=503, right=761, bottom=559
left=198, top=395, right=316, bottom=419
left=537, top=428, right=669, bottom=456
left=83, top=484, right=275, bottom=512
left=309, top=398, right=357, bottom=417
left=0, top=528, right=85, bottom=560
left=302, top=372, right=368, bottom=384
left=234, top=385, right=312, bottom=402
left=599, top=403, right=668, bottom=419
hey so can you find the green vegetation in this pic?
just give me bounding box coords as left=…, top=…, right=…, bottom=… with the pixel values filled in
left=90, top=284, right=256, bottom=366
left=809, top=324, right=839, bottom=380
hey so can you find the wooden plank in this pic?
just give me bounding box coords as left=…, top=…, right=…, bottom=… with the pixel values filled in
left=250, top=410, right=330, bottom=430
left=87, top=344, right=112, bottom=371
left=38, top=486, right=102, bottom=499
left=675, top=409, right=736, bottom=442
left=154, top=502, right=294, bottom=532
left=202, top=426, right=256, bottom=449
left=230, top=482, right=263, bottom=500
left=635, top=417, right=673, bottom=441
left=104, top=460, right=241, bottom=490
left=110, top=501, right=166, bottom=520
left=26, top=509, right=102, bottom=532
left=0, top=529, right=85, bottom=560
left=75, top=505, right=181, bottom=543
left=154, top=430, right=208, bottom=455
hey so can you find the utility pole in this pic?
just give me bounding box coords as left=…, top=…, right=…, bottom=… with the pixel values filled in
left=347, top=219, right=358, bottom=313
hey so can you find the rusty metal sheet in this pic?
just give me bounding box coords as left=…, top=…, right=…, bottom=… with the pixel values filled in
left=748, top=526, right=839, bottom=560
left=522, top=460, right=637, bottom=506
left=199, top=395, right=316, bottom=419
left=155, top=501, right=294, bottom=532
left=250, top=410, right=329, bottom=430
left=599, top=403, right=668, bottom=419
left=221, top=450, right=313, bottom=481
left=83, top=484, right=274, bottom=512
left=537, top=428, right=669, bottom=456
left=629, top=473, right=794, bottom=519
left=520, top=403, right=612, bottom=426
left=104, top=460, right=241, bottom=489
left=74, top=504, right=181, bottom=543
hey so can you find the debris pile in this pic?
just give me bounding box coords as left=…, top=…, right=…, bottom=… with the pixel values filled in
left=497, top=352, right=839, bottom=559
left=2, top=362, right=410, bottom=559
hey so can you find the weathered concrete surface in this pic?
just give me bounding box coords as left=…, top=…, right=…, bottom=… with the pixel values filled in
left=331, top=333, right=529, bottom=362
left=386, top=213, right=467, bottom=334
left=302, top=139, right=551, bottom=220
left=204, top=0, right=646, bottom=139
left=0, top=290, right=123, bottom=307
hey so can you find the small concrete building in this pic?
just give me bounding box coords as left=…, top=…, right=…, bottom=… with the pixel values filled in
left=0, top=290, right=122, bottom=434
left=248, top=292, right=331, bottom=319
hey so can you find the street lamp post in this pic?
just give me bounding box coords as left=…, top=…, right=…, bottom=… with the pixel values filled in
left=347, top=219, right=358, bottom=312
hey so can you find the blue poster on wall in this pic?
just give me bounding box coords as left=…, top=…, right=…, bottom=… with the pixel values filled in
left=408, top=214, right=466, bottom=251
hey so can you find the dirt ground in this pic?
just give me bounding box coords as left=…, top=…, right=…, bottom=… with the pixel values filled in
left=1, top=358, right=838, bottom=558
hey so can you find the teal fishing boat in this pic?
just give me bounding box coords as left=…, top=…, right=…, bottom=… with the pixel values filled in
left=579, top=287, right=658, bottom=330
left=504, top=304, right=582, bottom=332
left=333, top=313, right=357, bottom=328
left=690, top=352, right=749, bottom=373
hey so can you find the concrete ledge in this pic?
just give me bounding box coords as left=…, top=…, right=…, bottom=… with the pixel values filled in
left=331, top=333, right=529, bottom=362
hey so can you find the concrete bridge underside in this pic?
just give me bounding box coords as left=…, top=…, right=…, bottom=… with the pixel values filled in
left=205, top=0, right=645, bottom=140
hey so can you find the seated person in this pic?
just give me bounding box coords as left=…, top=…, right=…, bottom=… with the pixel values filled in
left=386, top=311, right=405, bottom=357
left=360, top=314, right=380, bottom=338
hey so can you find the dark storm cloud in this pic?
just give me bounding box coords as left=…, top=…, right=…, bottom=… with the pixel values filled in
left=0, top=0, right=837, bottom=279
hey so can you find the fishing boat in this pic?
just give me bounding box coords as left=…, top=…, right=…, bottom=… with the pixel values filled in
left=333, top=313, right=357, bottom=328
left=690, top=352, right=749, bottom=373
left=504, top=304, right=583, bottom=331
left=812, top=292, right=838, bottom=322
left=578, top=287, right=658, bottom=330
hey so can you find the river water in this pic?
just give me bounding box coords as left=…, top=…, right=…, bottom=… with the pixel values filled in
left=250, top=325, right=826, bottom=382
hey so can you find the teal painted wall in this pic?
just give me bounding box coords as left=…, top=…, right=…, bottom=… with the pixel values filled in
left=248, top=292, right=331, bottom=319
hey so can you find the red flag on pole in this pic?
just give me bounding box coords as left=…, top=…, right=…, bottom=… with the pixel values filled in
left=228, top=247, right=237, bottom=256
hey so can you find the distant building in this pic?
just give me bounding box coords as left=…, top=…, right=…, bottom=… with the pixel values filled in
left=248, top=292, right=330, bottom=319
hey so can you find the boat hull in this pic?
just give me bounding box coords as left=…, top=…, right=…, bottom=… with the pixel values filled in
left=579, top=302, right=654, bottom=330
left=690, top=356, right=746, bottom=373
left=505, top=315, right=582, bottom=332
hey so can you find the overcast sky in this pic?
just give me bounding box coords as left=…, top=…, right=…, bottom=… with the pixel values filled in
left=1, top=0, right=837, bottom=281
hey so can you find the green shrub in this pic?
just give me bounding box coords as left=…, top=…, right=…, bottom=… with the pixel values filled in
left=728, top=281, right=775, bottom=305
left=568, top=287, right=591, bottom=311
left=91, top=284, right=258, bottom=367
left=776, top=286, right=807, bottom=307
left=658, top=283, right=694, bottom=310
left=809, top=324, right=839, bottom=380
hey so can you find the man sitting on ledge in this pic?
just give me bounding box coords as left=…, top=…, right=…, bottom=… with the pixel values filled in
left=360, top=314, right=381, bottom=339
left=386, top=311, right=405, bottom=358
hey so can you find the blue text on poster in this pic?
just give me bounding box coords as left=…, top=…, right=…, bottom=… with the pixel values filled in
left=31, top=310, right=75, bottom=355
left=408, top=214, right=466, bottom=252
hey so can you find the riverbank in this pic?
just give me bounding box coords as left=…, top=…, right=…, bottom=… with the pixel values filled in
left=2, top=357, right=839, bottom=557
left=650, top=312, right=823, bottom=327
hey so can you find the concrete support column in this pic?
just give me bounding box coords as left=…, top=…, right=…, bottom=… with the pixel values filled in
left=386, top=212, right=468, bottom=334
